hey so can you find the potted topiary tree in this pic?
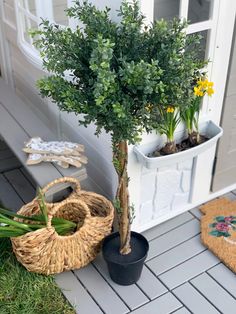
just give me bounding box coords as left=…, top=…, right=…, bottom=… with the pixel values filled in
left=32, top=0, right=213, bottom=285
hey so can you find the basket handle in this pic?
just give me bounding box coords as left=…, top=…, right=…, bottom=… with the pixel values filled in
left=41, top=177, right=80, bottom=196
left=47, top=198, right=91, bottom=229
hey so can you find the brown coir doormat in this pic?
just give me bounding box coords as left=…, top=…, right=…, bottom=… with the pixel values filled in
left=200, top=197, right=236, bottom=272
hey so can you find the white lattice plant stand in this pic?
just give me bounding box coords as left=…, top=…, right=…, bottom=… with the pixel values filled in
left=130, top=120, right=223, bottom=232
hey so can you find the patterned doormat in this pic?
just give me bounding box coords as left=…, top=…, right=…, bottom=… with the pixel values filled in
left=200, top=198, right=236, bottom=272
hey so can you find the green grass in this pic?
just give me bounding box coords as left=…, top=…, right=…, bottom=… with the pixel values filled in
left=0, top=239, right=75, bottom=314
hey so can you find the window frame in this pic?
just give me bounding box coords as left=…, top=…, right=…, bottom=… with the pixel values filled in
left=14, top=0, right=76, bottom=69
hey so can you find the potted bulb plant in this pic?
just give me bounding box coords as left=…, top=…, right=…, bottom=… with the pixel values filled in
left=180, top=77, right=215, bottom=145
left=31, top=0, right=221, bottom=284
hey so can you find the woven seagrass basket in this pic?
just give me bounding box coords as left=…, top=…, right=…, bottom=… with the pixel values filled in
left=11, top=177, right=114, bottom=275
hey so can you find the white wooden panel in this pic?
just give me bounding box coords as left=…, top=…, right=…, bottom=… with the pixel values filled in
left=208, top=1, right=236, bottom=124
left=11, top=43, right=45, bottom=81
left=3, top=2, right=16, bottom=28
left=60, top=112, right=116, bottom=198
left=4, top=0, right=14, bottom=8
left=13, top=72, right=59, bottom=133
left=2, top=20, right=17, bottom=43
left=179, top=0, right=189, bottom=19
left=190, top=147, right=216, bottom=203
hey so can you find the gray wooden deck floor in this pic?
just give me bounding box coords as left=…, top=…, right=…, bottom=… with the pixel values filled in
left=1, top=140, right=236, bottom=314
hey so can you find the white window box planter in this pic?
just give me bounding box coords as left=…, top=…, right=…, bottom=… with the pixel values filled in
left=134, top=121, right=223, bottom=168
left=131, top=120, right=223, bottom=232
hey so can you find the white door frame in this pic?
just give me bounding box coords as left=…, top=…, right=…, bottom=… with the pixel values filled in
left=191, top=0, right=236, bottom=202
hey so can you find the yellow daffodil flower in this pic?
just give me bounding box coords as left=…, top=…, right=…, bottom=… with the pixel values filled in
left=194, top=86, right=204, bottom=97
left=207, top=87, right=214, bottom=96
left=166, top=106, right=175, bottom=113
left=197, top=80, right=207, bottom=89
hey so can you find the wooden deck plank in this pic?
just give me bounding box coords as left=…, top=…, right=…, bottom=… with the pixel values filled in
left=130, top=292, right=182, bottom=314
left=147, top=235, right=205, bottom=276
left=74, top=264, right=129, bottom=314
left=142, top=212, right=193, bottom=241
left=189, top=207, right=202, bottom=220
left=93, top=254, right=149, bottom=310
left=136, top=266, right=168, bottom=300
left=173, top=282, right=220, bottom=314
left=208, top=263, right=236, bottom=298
left=173, top=308, right=191, bottom=314
left=0, top=173, right=24, bottom=210
left=55, top=271, right=103, bottom=314
left=0, top=140, right=9, bottom=151
left=0, top=156, right=21, bottom=172
left=0, top=148, right=15, bottom=160
left=159, top=251, right=219, bottom=289
left=191, top=273, right=236, bottom=313
left=222, top=192, right=236, bottom=200
left=4, top=169, right=36, bottom=203
left=147, top=219, right=200, bottom=261
left=20, top=167, right=37, bottom=188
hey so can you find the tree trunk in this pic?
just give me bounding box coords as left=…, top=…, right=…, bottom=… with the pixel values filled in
left=113, top=140, right=131, bottom=255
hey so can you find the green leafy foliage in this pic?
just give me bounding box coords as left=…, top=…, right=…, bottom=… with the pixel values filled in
left=31, top=0, right=205, bottom=145
left=0, top=206, right=77, bottom=238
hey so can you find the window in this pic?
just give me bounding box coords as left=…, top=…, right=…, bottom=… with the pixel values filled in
left=141, top=0, right=219, bottom=113
left=14, top=0, right=75, bottom=68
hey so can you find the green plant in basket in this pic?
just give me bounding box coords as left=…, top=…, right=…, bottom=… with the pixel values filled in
left=0, top=190, right=77, bottom=238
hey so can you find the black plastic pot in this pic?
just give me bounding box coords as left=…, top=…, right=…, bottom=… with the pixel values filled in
left=102, top=231, right=149, bottom=286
